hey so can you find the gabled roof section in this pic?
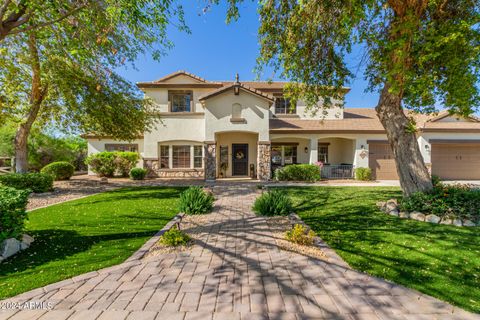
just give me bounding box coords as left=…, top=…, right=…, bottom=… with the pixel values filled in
left=426, top=110, right=479, bottom=123
left=137, top=71, right=223, bottom=89
left=198, top=82, right=275, bottom=102
left=154, top=70, right=208, bottom=83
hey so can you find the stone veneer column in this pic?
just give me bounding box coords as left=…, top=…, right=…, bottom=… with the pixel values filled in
left=204, top=141, right=216, bottom=181
left=257, top=141, right=271, bottom=181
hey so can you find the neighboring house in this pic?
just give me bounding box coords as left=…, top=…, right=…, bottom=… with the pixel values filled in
left=84, top=71, right=480, bottom=181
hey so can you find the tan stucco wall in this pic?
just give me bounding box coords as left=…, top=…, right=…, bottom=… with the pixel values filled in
left=143, top=117, right=205, bottom=158
left=205, top=89, right=271, bottom=141
left=215, top=132, right=258, bottom=177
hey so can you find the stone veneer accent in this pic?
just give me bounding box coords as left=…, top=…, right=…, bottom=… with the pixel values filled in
left=205, top=142, right=216, bottom=181
left=257, top=142, right=271, bottom=181
left=143, top=159, right=204, bottom=178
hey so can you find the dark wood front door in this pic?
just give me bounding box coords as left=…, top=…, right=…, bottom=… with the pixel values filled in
left=232, top=144, right=248, bottom=176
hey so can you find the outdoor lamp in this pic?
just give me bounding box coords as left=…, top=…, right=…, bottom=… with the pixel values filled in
left=304, top=147, right=308, bottom=153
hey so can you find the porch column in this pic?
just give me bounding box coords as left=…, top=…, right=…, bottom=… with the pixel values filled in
left=309, top=137, right=318, bottom=164
left=257, top=141, right=271, bottom=181
left=204, top=141, right=216, bottom=181
left=354, top=138, right=369, bottom=168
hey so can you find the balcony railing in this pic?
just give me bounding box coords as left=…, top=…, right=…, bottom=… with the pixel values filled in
left=321, top=164, right=354, bottom=179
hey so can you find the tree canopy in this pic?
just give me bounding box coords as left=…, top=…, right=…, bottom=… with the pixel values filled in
left=221, top=0, right=480, bottom=116
left=0, top=0, right=188, bottom=140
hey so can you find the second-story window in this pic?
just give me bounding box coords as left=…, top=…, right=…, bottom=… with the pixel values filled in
left=274, top=97, right=296, bottom=114
left=169, top=91, right=192, bottom=112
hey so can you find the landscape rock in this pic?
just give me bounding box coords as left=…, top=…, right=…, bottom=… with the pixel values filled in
left=100, top=177, right=109, bottom=184
left=385, top=200, right=398, bottom=212
left=440, top=218, right=453, bottom=225
left=452, top=219, right=463, bottom=227
left=376, top=201, right=386, bottom=210
left=425, top=214, right=441, bottom=224
left=463, top=220, right=476, bottom=227
left=0, top=238, right=22, bottom=259
left=410, top=212, right=426, bottom=221
left=399, top=212, right=410, bottom=219
left=22, top=234, right=34, bottom=246
left=388, top=209, right=399, bottom=216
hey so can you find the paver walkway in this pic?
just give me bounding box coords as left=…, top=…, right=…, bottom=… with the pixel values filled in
left=1, top=186, right=479, bottom=320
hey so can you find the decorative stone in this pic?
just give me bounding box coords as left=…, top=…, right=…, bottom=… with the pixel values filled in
left=385, top=200, right=398, bottom=212
left=452, top=219, right=462, bottom=227
left=100, top=177, right=108, bottom=184
left=399, top=212, right=410, bottom=219
left=425, top=214, right=441, bottom=224
left=20, top=234, right=34, bottom=250
left=0, top=238, right=22, bottom=259
left=204, top=143, right=216, bottom=181
left=376, top=201, right=386, bottom=210
left=257, top=142, right=271, bottom=181
left=440, top=218, right=453, bottom=225
left=463, top=220, right=476, bottom=227
left=410, top=212, right=426, bottom=221
left=388, top=209, right=399, bottom=216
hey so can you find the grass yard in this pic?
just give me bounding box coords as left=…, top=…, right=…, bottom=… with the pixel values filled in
left=0, top=186, right=184, bottom=299
left=286, top=186, right=480, bottom=313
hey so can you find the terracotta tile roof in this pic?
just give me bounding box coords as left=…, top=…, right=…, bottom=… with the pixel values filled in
left=270, top=108, right=480, bottom=133
left=198, top=83, right=275, bottom=102
left=270, top=108, right=385, bottom=133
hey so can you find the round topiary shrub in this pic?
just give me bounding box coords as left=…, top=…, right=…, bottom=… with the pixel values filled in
left=178, top=186, right=215, bottom=214
left=40, top=161, right=75, bottom=180
left=252, top=189, right=293, bottom=216
left=130, top=168, right=147, bottom=180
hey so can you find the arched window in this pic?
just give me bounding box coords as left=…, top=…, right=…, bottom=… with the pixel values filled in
left=232, top=103, right=242, bottom=119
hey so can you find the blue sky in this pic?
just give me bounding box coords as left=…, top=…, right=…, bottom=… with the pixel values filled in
left=116, top=1, right=379, bottom=109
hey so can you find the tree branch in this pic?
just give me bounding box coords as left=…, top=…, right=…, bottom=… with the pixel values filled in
left=0, top=0, right=12, bottom=21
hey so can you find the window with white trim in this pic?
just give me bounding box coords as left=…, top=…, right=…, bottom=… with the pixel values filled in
left=172, top=145, right=190, bottom=168
left=274, top=97, right=296, bottom=114
left=318, top=143, right=329, bottom=163
left=159, top=144, right=203, bottom=169
left=194, top=146, right=203, bottom=168
left=160, top=145, right=169, bottom=168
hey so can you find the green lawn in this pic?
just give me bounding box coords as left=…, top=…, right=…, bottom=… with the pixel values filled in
left=286, top=186, right=480, bottom=313
left=0, top=186, right=183, bottom=299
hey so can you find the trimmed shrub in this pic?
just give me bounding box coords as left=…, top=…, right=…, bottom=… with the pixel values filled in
left=159, top=226, right=191, bottom=247
left=85, top=151, right=139, bottom=177
left=0, top=186, right=30, bottom=243
left=400, top=183, right=480, bottom=222
left=130, top=168, right=147, bottom=180
left=0, top=173, right=53, bottom=193
left=178, top=186, right=215, bottom=214
left=85, top=152, right=116, bottom=177
left=252, top=189, right=293, bottom=216
left=274, top=164, right=321, bottom=182
left=355, top=167, right=372, bottom=181
left=41, top=161, right=75, bottom=180
left=285, top=224, right=316, bottom=246
left=115, top=152, right=140, bottom=177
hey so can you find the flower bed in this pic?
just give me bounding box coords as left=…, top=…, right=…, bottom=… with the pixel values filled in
left=377, top=183, right=480, bottom=226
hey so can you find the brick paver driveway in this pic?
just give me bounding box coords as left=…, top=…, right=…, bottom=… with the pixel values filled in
left=1, top=185, right=478, bottom=320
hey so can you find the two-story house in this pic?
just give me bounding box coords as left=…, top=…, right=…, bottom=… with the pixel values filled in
left=84, top=71, right=480, bottom=181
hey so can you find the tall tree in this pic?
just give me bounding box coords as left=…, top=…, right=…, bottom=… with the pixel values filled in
left=219, top=0, right=480, bottom=195
left=0, top=1, right=188, bottom=172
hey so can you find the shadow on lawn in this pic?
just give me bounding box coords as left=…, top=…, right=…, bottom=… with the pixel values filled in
left=285, top=186, right=480, bottom=313
left=0, top=229, right=156, bottom=276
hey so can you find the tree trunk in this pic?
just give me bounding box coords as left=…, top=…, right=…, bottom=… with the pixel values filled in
left=376, top=84, right=433, bottom=196
left=14, top=33, right=47, bottom=173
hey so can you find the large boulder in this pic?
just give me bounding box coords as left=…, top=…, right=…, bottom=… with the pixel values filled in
left=425, top=214, right=441, bottom=224
left=0, top=238, right=22, bottom=259
left=385, top=199, right=398, bottom=213
left=20, top=234, right=34, bottom=250
left=410, top=212, right=426, bottom=221
left=388, top=209, right=399, bottom=217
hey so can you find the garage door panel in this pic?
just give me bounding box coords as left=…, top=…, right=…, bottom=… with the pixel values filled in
left=431, top=143, right=480, bottom=180
left=368, top=143, right=399, bottom=180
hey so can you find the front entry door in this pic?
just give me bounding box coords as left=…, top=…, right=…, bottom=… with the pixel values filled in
left=232, top=144, right=248, bottom=176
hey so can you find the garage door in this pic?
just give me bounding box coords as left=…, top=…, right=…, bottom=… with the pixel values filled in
left=431, top=142, right=480, bottom=180
left=368, top=142, right=399, bottom=180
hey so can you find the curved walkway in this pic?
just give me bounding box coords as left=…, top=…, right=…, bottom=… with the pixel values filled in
left=1, top=186, right=478, bottom=320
